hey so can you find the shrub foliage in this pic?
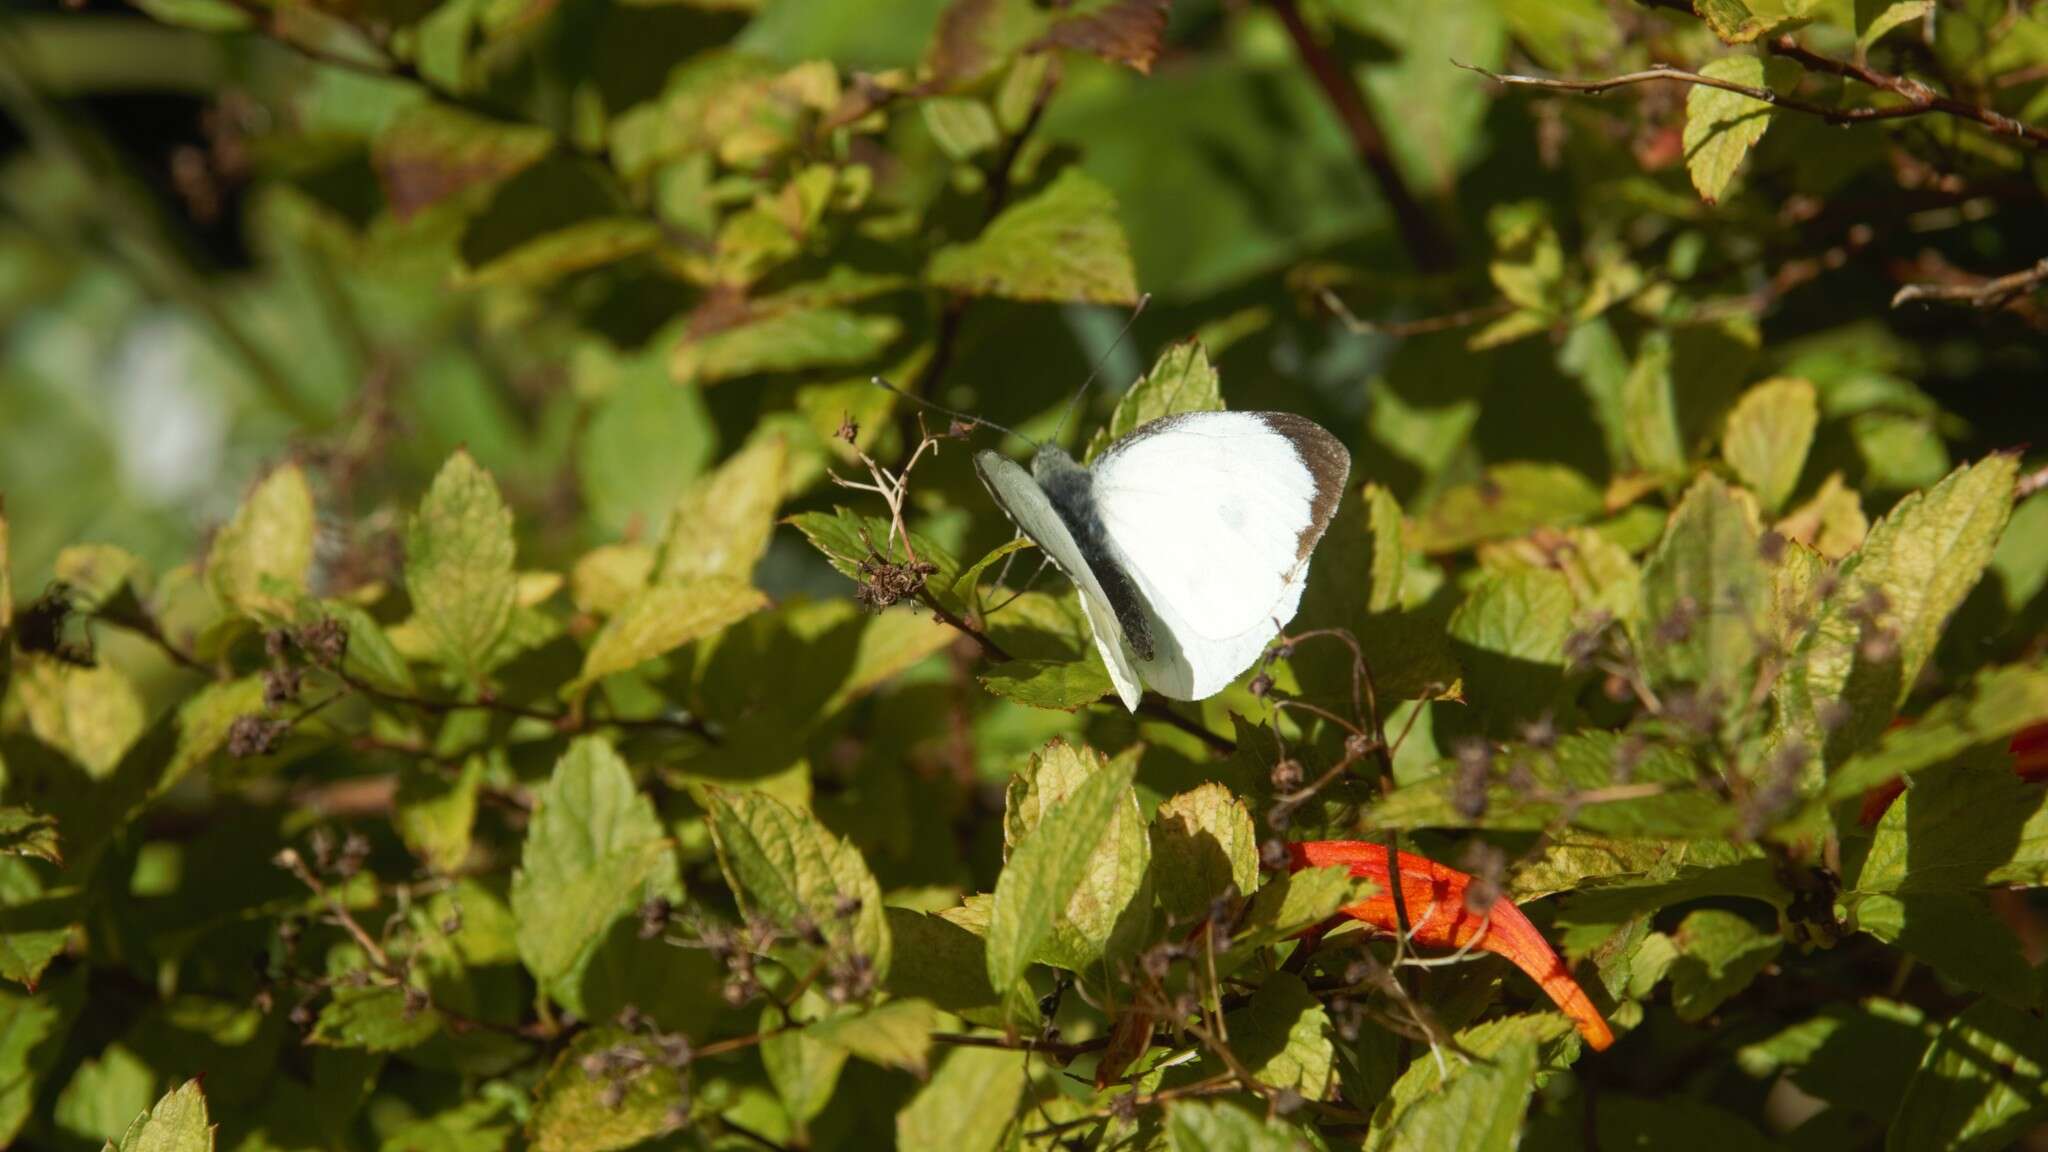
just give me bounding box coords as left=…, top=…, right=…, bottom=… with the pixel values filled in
left=0, top=0, right=2045, bottom=1149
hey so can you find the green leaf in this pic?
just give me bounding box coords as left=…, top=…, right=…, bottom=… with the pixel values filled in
left=205, top=463, right=315, bottom=621
left=526, top=1029, right=685, bottom=1152
left=1364, top=484, right=1408, bottom=613
left=309, top=985, right=441, bottom=1053
left=702, top=787, right=892, bottom=983
left=102, top=1078, right=213, bottom=1152
left=995, top=741, right=1150, bottom=978
left=881, top=908, right=1038, bottom=1028
left=1780, top=454, right=2020, bottom=762
left=926, top=168, right=1140, bottom=305
left=1825, top=663, right=2048, bottom=802
left=672, top=308, right=903, bottom=386
left=1373, top=732, right=1734, bottom=838
left=1165, top=1101, right=1308, bottom=1152
left=760, top=1000, right=846, bottom=1136
left=1084, top=340, right=1224, bottom=462
left=788, top=507, right=963, bottom=605
left=459, top=216, right=662, bottom=288
left=898, top=1043, right=1030, bottom=1152
left=1695, top=0, right=1819, bottom=44
left=1621, top=330, right=1684, bottom=474
left=17, top=660, right=146, bottom=778
left=1409, top=463, right=1604, bottom=554
left=395, top=756, right=482, bottom=874
left=511, top=739, right=680, bottom=1016
left=1224, top=972, right=1335, bottom=1096
left=372, top=101, right=553, bottom=221
left=977, top=657, right=1112, bottom=710
left=1858, top=1, right=1931, bottom=52
left=315, top=601, right=418, bottom=697
left=1368, top=1030, right=1541, bottom=1152
left=1722, top=376, right=1818, bottom=513
left=1447, top=567, right=1574, bottom=727
left=573, top=578, right=767, bottom=692
left=1854, top=758, right=2048, bottom=893
left=407, top=451, right=518, bottom=685
left=986, top=744, right=1139, bottom=997
left=575, top=342, right=717, bottom=540
left=1684, top=56, right=1776, bottom=204
left=1230, top=865, right=1375, bottom=953
left=1638, top=474, right=1771, bottom=718
left=0, top=807, right=58, bottom=865
left=1149, top=783, right=1259, bottom=924
left=922, top=96, right=1001, bottom=160
left=1855, top=892, right=2036, bottom=1008
left=807, top=997, right=939, bottom=1074
left=1668, top=909, right=1781, bottom=1021
left=1890, top=998, right=2048, bottom=1151
left=655, top=437, right=787, bottom=585
left=0, top=977, right=75, bottom=1145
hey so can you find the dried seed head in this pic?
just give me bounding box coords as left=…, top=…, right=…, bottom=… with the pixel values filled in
left=835, top=412, right=860, bottom=444
left=638, top=897, right=672, bottom=940
left=1269, top=757, right=1304, bottom=792
left=1452, top=737, right=1492, bottom=819
left=228, top=714, right=288, bottom=758
left=1249, top=672, right=1274, bottom=698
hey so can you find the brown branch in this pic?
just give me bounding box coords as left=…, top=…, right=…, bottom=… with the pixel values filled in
left=1269, top=0, right=1455, bottom=272
left=917, top=587, right=1015, bottom=663
left=1766, top=34, right=2048, bottom=150
left=1891, top=256, right=2048, bottom=310
left=1605, top=6, right=2048, bottom=149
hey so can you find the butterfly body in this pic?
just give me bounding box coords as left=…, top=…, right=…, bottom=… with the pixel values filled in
left=975, top=410, right=1350, bottom=712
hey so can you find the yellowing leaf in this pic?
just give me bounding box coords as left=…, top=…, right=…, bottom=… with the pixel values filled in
left=986, top=746, right=1138, bottom=1000
left=1722, top=377, right=1818, bottom=513
left=528, top=1029, right=686, bottom=1152
left=702, top=787, right=892, bottom=983
left=406, top=451, right=517, bottom=684
left=18, top=659, right=145, bottom=778
left=102, top=1079, right=213, bottom=1152
left=1695, top=0, right=1818, bottom=44
left=898, top=1044, right=1029, bottom=1152
left=206, top=463, right=315, bottom=621
left=1149, top=782, right=1259, bottom=923
left=571, top=543, right=656, bottom=616
left=574, top=578, right=766, bottom=691
left=927, top=168, right=1140, bottom=305
left=1684, top=56, right=1776, bottom=204
left=807, top=998, right=939, bottom=1075
left=656, top=437, right=788, bottom=585
left=672, top=309, right=902, bottom=386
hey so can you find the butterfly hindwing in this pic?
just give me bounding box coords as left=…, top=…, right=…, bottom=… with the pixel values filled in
left=972, top=451, right=1146, bottom=711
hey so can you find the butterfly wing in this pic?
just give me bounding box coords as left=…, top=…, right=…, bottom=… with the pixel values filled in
left=973, top=451, right=1146, bottom=712
left=1090, top=411, right=1349, bottom=699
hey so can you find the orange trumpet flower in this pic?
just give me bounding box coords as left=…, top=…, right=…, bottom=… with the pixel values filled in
left=1288, top=840, right=1616, bottom=1052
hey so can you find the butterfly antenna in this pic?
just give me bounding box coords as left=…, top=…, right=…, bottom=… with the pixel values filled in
left=1051, top=292, right=1152, bottom=446
left=871, top=377, right=1034, bottom=446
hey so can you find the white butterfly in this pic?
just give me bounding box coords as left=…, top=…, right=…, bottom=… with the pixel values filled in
left=974, top=411, right=1351, bottom=712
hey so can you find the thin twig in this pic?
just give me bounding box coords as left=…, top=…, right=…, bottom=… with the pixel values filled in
left=1891, top=257, right=2048, bottom=309
left=1460, top=40, right=2046, bottom=151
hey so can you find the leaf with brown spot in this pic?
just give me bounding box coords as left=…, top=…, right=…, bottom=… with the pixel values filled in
left=1032, top=0, right=1171, bottom=75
